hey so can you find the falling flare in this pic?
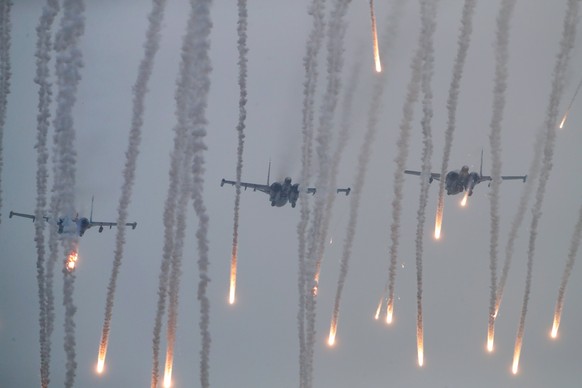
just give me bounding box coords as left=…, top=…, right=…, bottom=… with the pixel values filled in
left=374, top=298, right=382, bottom=320
left=328, top=322, right=337, bottom=346
left=487, top=326, right=495, bottom=352
left=229, top=248, right=237, bottom=305
left=460, top=191, right=469, bottom=207
left=434, top=204, right=443, bottom=240
left=551, top=314, right=560, bottom=339
left=97, top=337, right=108, bottom=375
left=66, top=250, right=78, bottom=272
left=559, top=112, right=568, bottom=129
left=385, top=298, right=394, bottom=324
left=163, top=357, right=173, bottom=388
left=512, top=336, right=522, bottom=375
left=417, top=327, right=424, bottom=367
left=369, top=0, right=382, bottom=73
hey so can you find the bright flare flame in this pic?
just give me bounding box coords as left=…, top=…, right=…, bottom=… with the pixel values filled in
left=417, top=329, right=424, bottom=367
left=66, top=250, right=78, bottom=271
left=512, top=337, right=522, bottom=375
left=374, top=298, right=382, bottom=320
left=163, top=362, right=173, bottom=388
left=386, top=300, right=394, bottom=324
left=229, top=250, right=237, bottom=305
left=434, top=205, right=443, bottom=240
left=460, top=191, right=469, bottom=207
left=559, top=112, right=568, bottom=129
left=328, top=322, right=337, bottom=347
left=551, top=313, right=561, bottom=339
left=97, top=340, right=107, bottom=375
left=487, top=328, right=495, bottom=353
left=96, top=358, right=105, bottom=374
left=370, top=0, right=382, bottom=73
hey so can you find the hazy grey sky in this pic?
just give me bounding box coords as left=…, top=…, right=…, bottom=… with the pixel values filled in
left=1, top=1, right=582, bottom=387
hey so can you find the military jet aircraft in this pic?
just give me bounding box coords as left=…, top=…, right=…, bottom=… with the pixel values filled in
left=404, top=151, right=527, bottom=197
left=221, top=163, right=351, bottom=208
left=9, top=197, right=137, bottom=237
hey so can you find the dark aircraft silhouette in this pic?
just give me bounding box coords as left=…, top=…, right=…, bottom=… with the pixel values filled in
left=221, top=163, right=351, bottom=208
left=404, top=151, right=527, bottom=196
left=9, top=197, right=137, bottom=236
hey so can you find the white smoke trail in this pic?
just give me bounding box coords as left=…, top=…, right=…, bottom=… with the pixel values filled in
left=513, top=0, right=579, bottom=373
left=297, top=1, right=326, bottom=386
left=414, top=0, right=437, bottom=367
left=0, top=0, right=13, bottom=223
left=229, top=0, right=248, bottom=305
left=434, top=0, right=476, bottom=239
left=33, top=1, right=59, bottom=386
left=99, top=0, right=167, bottom=375
left=183, top=1, right=213, bottom=386
left=487, top=0, right=516, bottom=351
left=51, top=0, right=85, bottom=385
left=383, top=0, right=422, bottom=321
left=302, top=2, right=351, bottom=385
left=551, top=200, right=582, bottom=337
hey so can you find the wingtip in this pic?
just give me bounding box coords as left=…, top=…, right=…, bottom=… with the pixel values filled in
left=9, top=211, right=13, bottom=218
left=220, top=178, right=225, bottom=187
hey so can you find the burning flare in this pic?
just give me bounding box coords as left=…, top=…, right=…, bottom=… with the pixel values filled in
left=417, top=327, right=424, bottom=367
left=487, top=325, right=495, bottom=352
left=386, top=299, right=394, bottom=324
left=369, top=0, right=382, bottom=73
left=97, top=335, right=108, bottom=375
left=559, top=112, right=568, bottom=129
left=328, top=322, right=337, bottom=346
left=66, top=250, right=78, bottom=271
left=512, top=336, right=522, bottom=375
left=229, top=248, right=237, bottom=305
left=163, top=356, right=173, bottom=388
left=374, top=298, right=382, bottom=320
left=551, top=313, right=560, bottom=339
left=434, top=204, right=443, bottom=240
left=460, top=191, right=469, bottom=207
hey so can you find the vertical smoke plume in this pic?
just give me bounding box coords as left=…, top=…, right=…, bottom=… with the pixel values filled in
left=50, top=0, right=86, bottom=386
left=33, top=1, right=60, bottom=386
left=100, top=0, right=167, bottom=375
left=0, top=0, right=12, bottom=223
left=495, top=125, right=543, bottom=316
left=229, top=0, right=248, bottom=305
left=296, top=1, right=325, bottom=386
left=513, top=0, right=579, bottom=373
left=414, top=0, right=437, bottom=367
left=186, top=1, right=213, bottom=385
left=487, top=0, right=516, bottom=352
left=434, top=0, right=476, bottom=239
left=303, top=2, right=351, bottom=385
left=551, top=201, right=582, bottom=338
left=383, top=0, right=421, bottom=323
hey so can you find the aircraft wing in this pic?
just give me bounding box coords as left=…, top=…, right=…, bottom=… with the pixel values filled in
left=404, top=170, right=441, bottom=182
left=220, top=178, right=271, bottom=194
left=306, top=187, right=316, bottom=195
left=91, top=220, right=137, bottom=230
left=9, top=211, right=50, bottom=222
left=479, top=175, right=527, bottom=183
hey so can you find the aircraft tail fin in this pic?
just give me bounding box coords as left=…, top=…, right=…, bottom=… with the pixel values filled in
left=267, top=159, right=271, bottom=186
left=90, top=196, right=94, bottom=223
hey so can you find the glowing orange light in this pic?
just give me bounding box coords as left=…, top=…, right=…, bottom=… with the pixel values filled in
left=512, top=337, right=522, bottom=375
left=229, top=249, right=237, bottom=305
left=551, top=314, right=560, bottom=339
left=487, top=328, right=495, bottom=353
left=163, top=360, right=173, bottom=388
left=417, top=329, right=424, bottom=367
left=328, top=322, right=337, bottom=347
left=434, top=208, right=443, bottom=240
left=97, top=338, right=108, bottom=375
left=386, top=300, right=394, bottom=324
left=370, top=0, right=382, bottom=73
left=66, top=250, right=78, bottom=272
left=460, top=191, right=469, bottom=207
left=559, top=112, right=568, bottom=129
left=374, top=298, right=382, bottom=320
